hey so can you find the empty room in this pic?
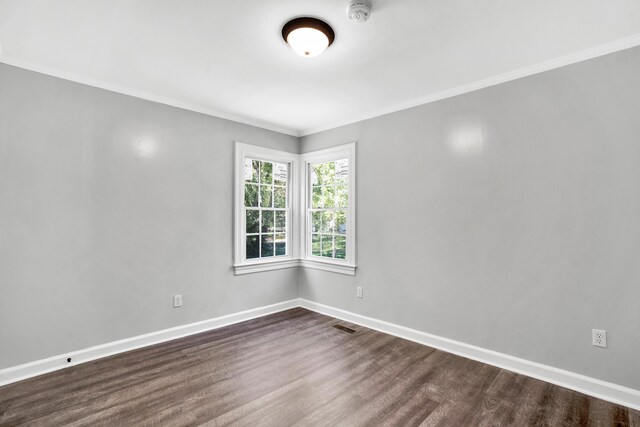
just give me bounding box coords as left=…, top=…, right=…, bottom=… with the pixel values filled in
left=1, top=1, right=640, bottom=425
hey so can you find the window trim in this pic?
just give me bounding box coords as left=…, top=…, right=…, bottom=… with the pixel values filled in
left=233, top=142, right=299, bottom=275
left=233, top=141, right=356, bottom=276
left=299, top=143, right=357, bottom=275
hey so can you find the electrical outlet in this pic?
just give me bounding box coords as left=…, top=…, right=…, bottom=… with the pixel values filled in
left=592, top=329, right=607, bottom=348
left=173, top=294, right=183, bottom=308
left=356, top=286, right=363, bottom=299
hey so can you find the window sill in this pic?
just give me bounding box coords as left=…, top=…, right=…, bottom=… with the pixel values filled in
left=233, top=258, right=357, bottom=276
left=299, top=259, right=357, bottom=276
left=233, top=259, right=300, bottom=275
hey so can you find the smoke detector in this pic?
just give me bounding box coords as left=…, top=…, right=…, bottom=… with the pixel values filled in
left=347, top=0, right=371, bottom=23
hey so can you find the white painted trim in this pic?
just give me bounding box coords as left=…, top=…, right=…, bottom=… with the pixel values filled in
left=298, top=298, right=640, bottom=411
left=300, top=143, right=357, bottom=267
left=0, top=299, right=299, bottom=387
left=233, top=259, right=357, bottom=276
left=299, top=33, right=640, bottom=136
left=2, top=297, right=639, bottom=411
left=233, top=142, right=300, bottom=274
left=233, top=259, right=300, bottom=275
left=299, top=259, right=356, bottom=276
left=234, top=259, right=356, bottom=275
left=233, top=142, right=358, bottom=275
left=3, top=34, right=639, bottom=139
left=0, top=55, right=299, bottom=137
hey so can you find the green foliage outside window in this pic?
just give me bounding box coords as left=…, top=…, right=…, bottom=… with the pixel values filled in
left=244, top=159, right=288, bottom=259
left=310, top=160, right=348, bottom=260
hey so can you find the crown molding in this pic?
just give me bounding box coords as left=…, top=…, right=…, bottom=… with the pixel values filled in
left=299, top=33, right=640, bottom=137
left=0, top=55, right=300, bottom=137
left=1, top=33, right=639, bottom=140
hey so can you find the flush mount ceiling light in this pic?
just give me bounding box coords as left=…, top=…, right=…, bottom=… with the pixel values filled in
left=282, top=17, right=335, bottom=58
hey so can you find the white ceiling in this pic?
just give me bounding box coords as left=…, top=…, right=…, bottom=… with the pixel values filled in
left=1, top=0, right=639, bottom=136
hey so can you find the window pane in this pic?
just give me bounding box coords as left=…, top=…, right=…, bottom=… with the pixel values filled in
left=275, top=211, right=286, bottom=233
left=261, top=210, right=274, bottom=233
left=273, top=163, right=288, bottom=183
left=335, top=236, right=346, bottom=259
left=252, top=160, right=261, bottom=182
left=323, top=186, right=335, bottom=208
left=313, top=162, right=336, bottom=186
left=261, top=235, right=274, bottom=257
left=245, top=159, right=259, bottom=183
left=335, top=210, right=346, bottom=234
left=260, top=185, right=272, bottom=208
left=312, top=186, right=322, bottom=208
left=246, top=210, right=259, bottom=233
left=321, top=235, right=334, bottom=257
left=244, top=184, right=258, bottom=207
left=311, top=211, right=321, bottom=233
left=335, top=159, right=348, bottom=183
left=309, top=160, right=348, bottom=258
left=246, top=236, right=259, bottom=259
left=312, top=164, right=322, bottom=185
left=260, top=161, right=273, bottom=184
left=312, top=234, right=321, bottom=256
left=274, top=186, right=286, bottom=208
left=238, top=153, right=292, bottom=264
left=323, top=162, right=336, bottom=185
left=321, top=211, right=334, bottom=233
left=336, top=185, right=348, bottom=208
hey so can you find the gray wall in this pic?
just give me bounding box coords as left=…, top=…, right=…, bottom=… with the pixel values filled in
left=0, top=64, right=299, bottom=369
left=2, top=46, right=639, bottom=390
left=300, top=47, right=640, bottom=390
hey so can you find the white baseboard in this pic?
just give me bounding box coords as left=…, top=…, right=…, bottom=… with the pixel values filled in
left=0, top=299, right=299, bottom=387
left=2, top=297, right=639, bottom=412
left=298, top=298, right=640, bottom=411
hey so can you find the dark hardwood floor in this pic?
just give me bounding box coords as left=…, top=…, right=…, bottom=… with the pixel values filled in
left=1, top=308, right=638, bottom=426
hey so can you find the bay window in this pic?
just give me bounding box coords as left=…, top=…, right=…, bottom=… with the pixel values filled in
left=234, top=141, right=355, bottom=275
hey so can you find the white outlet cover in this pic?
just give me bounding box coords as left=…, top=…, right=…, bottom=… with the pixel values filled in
left=592, top=329, right=607, bottom=348
left=356, top=287, right=363, bottom=298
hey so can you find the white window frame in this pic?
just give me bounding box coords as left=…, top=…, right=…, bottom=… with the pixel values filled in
left=233, top=142, right=300, bottom=275
left=299, top=143, right=357, bottom=275
left=233, top=141, right=356, bottom=276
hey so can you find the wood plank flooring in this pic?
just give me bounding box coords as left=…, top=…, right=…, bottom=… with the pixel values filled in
left=1, top=308, right=638, bottom=426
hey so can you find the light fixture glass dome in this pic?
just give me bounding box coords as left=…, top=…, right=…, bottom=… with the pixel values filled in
left=282, top=17, right=335, bottom=58
left=286, top=27, right=329, bottom=57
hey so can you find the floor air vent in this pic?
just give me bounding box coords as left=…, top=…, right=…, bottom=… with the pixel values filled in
left=333, top=324, right=356, bottom=334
